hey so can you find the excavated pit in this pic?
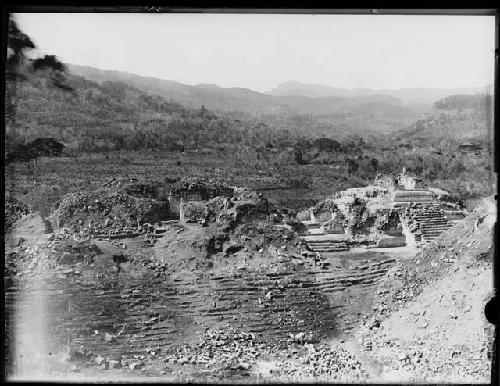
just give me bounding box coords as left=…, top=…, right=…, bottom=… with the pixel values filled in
left=5, top=229, right=399, bottom=368
left=5, top=178, right=476, bottom=380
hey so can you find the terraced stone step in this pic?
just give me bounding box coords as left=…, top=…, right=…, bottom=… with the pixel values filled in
left=394, top=189, right=435, bottom=195
left=306, top=239, right=348, bottom=244
left=420, top=222, right=453, bottom=228
left=419, top=225, right=450, bottom=231
left=307, top=244, right=349, bottom=249
left=306, top=244, right=349, bottom=248
left=415, top=220, right=448, bottom=226
left=394, top=198, right=437, bottom=203
left=420, top=227, right=451, bottom=234
left=420, top=222, right=451, bottom=229
left=315, top=265, right=393, bottom=278
left=308, top=248, right=349, bottom=253
left=317, top=279, right=383, bottom=290
left=421, top=226, right=451, bottom=232
left=415, top=216, right=448, bottom=221
left=421, top=235, right=445, bottom=241
left=421, top=224, right=452, bottom=230
left=422, top=232, right=443, bottom=238
left=306, top=243, right=349, bottom=248
left=413, top=214, right=446, bottom=220
left=422, top=232, right=450, bottom=237
left=160, top=220, right=178, bottom=226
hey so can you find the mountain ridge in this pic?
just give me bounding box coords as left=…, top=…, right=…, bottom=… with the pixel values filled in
left=66, top=63, right=425, bottom=129
left=268, top=80, right=493, bottom=104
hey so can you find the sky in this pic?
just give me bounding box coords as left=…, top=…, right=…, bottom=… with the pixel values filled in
left=13, top=13, right=495, bottom=92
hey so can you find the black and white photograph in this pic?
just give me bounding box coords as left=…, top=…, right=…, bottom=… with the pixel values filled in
left=3, top=9, right=497, bottom=383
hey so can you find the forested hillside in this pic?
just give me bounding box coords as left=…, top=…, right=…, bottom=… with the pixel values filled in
left=395, top=94, right=493, bottom=141
left=67, top=64, right=423, bottom=135
left=6, top=66, right=292, bottom=153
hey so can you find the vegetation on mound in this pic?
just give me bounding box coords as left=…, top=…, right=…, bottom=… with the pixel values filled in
left=171, top=178, right=235, bottom=200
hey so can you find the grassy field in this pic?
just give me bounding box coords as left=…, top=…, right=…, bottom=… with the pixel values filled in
left=4, top=150, right=369, bottom=218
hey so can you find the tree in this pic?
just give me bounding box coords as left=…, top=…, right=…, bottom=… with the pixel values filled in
left=7, top=19, right=35, bottom=67
left=32, top=55, right=66, bottom=72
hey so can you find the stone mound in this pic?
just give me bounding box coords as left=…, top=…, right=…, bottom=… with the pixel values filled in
left=50, top=188, right=168, bottom=235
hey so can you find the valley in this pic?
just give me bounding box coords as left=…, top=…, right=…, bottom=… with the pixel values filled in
left=4, top=14, right=496, bottom=383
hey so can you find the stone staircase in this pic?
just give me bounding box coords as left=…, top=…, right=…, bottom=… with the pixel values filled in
left=413, top=212, right=453, bottom=243
left=301, top=234, right=350, bottom=253
left=393, top=189, right=461, bottom=245
left=302, top=221, right=322, bottom=236
left=393, top=189, right=437, bottom=204
left=399, top=203, right=455, bottom=245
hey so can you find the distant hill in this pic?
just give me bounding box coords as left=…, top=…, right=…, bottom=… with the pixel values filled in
left=67, top=64, right=285, bottom=115
left=268, top=80, right=493, bottom=105
left=275, top=94, right=416, bottom=119
left=66, top=64, right=424, bottom=135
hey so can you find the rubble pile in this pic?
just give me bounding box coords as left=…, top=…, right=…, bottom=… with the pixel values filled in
left=164, top=328, right=260, bottom=374
left=51, top=239, right=100, bottom=265
left=178, top=187, right=275, bottom=228
left=4, top=243, right=51, bottom=278
left=370, top=196, right=495, bottom=320
left=102, top=177, right=159, bottom=199
left=356, top=266, right=493, bottom=381
left=182, top=201, right=207, bottom=223
left=373, top=209, right=402, bottom=234
left=51, top=189, right=167, bottom=236
left=230, top=191, right=272, bottom=225
left=417, top=195, right=494, bottom=265
left=273, top=343, right=366, bottom=380
left=358, top=327, right=490, bottom=382
left=234, top=222, right=301, bottom=252
left=427, top=188, right=465, bottom=209
left=4, top=198, right=30, bottom=232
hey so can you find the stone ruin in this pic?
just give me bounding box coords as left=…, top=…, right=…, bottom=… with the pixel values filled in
left=168, top=178, right=236, bottom=221
left=396, top=167, right=424, bottom=190
left=298, top=170, right=467, bottom=250
left=166, top=178, right=303, bottom=233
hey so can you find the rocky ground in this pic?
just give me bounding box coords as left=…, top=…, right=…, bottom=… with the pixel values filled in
left=354, top=264, right=492, bottom=383
left=4, top=186, right=495, bottom=383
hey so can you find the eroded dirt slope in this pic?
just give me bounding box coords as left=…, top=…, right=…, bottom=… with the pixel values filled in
left=347, top=195, right=496, bottom=383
